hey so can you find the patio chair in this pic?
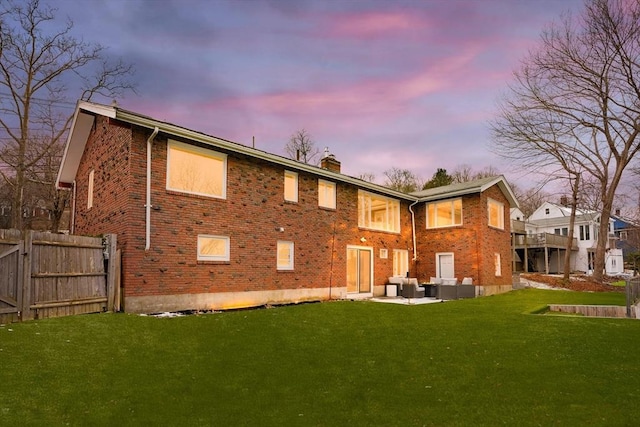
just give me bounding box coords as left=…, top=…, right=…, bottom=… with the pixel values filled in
left=401, top=281, right=425, bottom=298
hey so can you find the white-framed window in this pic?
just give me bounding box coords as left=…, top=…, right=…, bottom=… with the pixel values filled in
left=579, top=225, right=590, bottom=241
left=426, top=198, right=462, bottom=229
left=494, top=253, right=502, bottom=276
left=277, top=240, right=294, bottom=270
left=620, top=231, right=628, bottom=241
left=379, top=248, right=388, bottom=259
left=554, top=227, right=569, bottom=236
left=87, top=169, right=94, bottom=209
left=393, top=249, right=409, bottom=277
left=166, top=140, right=227, bottom=199
left=488, top=198, right=504, bottom=230
left=318, top=179, right=336, bottom=209
left=358, top=190, right=400, bottom=233
left=197, top=235, right=230, bottom=262
left=284, top=171, right=298, bottom=202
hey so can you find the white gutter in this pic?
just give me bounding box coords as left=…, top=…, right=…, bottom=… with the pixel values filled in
left=71, top=180, right=76, bottom=234
left=145, top=127, right=159, bottom=251
left=409, top=200, right=419, bottom=261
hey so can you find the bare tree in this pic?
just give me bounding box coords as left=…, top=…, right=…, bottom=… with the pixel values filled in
left=0, top=0, right=135, bottom=231
left=383, top=167, right=421, bottom=193
left=491, top=0, right=640, bottom=282
left=357, top=172, right=376, bottom=183
left=510, top=183, right=550, bottom=219
left=285, top=129, right=319, bottom=165
left=451, top=164, right=501, bottom=183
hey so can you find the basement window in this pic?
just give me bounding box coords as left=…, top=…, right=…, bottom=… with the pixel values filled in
left=277, top=241, right=294, bottom=270
left=197, top=235, right=230, bottom=262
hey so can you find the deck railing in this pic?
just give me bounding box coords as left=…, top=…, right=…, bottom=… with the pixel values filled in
left=513, top=233, right=578, bottom=249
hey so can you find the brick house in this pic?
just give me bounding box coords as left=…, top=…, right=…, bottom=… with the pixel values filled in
left=56, top=101, right=517, bottom=313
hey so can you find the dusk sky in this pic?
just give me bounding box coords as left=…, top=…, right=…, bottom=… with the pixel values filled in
left=53, top=0, right=586, bottom=190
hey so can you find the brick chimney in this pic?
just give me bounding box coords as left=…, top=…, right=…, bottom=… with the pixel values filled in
left=320, top=147, right=341, bottom=173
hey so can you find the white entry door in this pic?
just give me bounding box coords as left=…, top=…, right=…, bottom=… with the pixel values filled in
left=437, top=253, right=455, bottom=278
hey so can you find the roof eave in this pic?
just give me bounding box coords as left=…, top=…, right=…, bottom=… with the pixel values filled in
left=115, top=108, right=417, bottom=201
left=56, top=101, right=117, bottom=188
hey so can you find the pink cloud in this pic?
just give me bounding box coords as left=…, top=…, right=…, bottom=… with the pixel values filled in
left=326, top=11, right=424, bottom=39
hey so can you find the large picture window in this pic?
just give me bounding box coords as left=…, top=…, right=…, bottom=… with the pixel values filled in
left=166, top=140, right=226, bottom=198
left=426, top=198, right=462, bottom=228
left=358, top=191, right=400, bottom=233
left=197, top=235, right=230, bottom=261
left=318, top=180, right=336, bottom=209
left=487, top=198, right=504, bottom=229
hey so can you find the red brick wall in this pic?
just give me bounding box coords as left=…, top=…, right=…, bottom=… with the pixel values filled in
left=413, top=185, right=512, bottom=287
left=478, top=185, right=513, bottom=287
left=75, top=121, right=415, bottom=300
left=74, top=116, right=133, bottom=243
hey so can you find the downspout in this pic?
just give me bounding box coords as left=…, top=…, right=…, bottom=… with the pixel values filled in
left=409, top=200, right=419, bottom=262
left=71, top=180, right=76, bottom=234
left=145, top=127, right=159, bottom=251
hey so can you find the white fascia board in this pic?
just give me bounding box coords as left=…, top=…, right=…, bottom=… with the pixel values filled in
left=56, top=102, right=114, bottom=187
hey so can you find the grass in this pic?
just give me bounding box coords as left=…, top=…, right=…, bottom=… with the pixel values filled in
left=1, top=289, right=639, bottom=426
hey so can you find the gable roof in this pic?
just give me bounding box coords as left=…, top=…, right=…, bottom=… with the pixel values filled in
left=411, top=175, right=519, bottom=207
left=56, top=101, right=415, bottom=201
left=57, top=101, right=520, bottom=209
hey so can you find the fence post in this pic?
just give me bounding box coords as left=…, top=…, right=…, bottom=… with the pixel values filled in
left=21, top=230, right=33, bottom=320
left=105, top=234, right=118, bottom=312
left=626, top=278, right=631, bottom=318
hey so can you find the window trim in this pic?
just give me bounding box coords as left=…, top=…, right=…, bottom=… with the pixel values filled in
left=284, top=171, right=298, bottom=203
left=393, top=249, right=409, bottom=278
left=166, top=139, right=227, bottom=199
left=318, top=179, right=336, bottom=209
left=87, top=169, right=94, bottom=209
left=426, top=198, right=463, bottom=229
left=487, top=198, right=505, bottom=230
left=197, top=235, right=230, bottom=262
left=579, top=224, right=591, bottom=241
left=277, top=240, right=295, bottom=271
left=494, top=253, right=502, bottom=276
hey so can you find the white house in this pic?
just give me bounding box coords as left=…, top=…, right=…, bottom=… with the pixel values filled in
left=511, top=202, right=624, bottom=275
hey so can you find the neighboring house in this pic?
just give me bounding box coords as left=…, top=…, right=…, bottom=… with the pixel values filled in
left=612, top=210, right=640, bottom=267
left=511, top=201, right=623, bottom=275
left=56, top=101, right=517, bottom=313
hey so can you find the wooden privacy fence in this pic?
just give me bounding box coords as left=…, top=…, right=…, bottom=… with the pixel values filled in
left=0, top=230, right=118, bottom=323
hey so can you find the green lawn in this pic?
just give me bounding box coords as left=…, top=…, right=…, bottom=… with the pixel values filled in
left=1, top=289, right=639, bottom=426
